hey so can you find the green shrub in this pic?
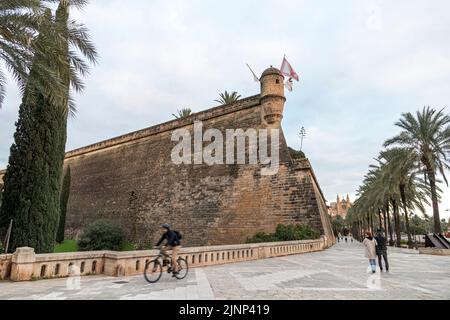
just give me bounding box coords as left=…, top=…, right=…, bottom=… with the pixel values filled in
left=275, top=224, right=320, bottom=241
left=119, top=242, right=136, bottom=251
left=246, top=232, right=277, bottom=244
left=0, top=241, right=4, bottom=254
left=288, top=147, right=305, bottom=159
left=246, top=224, right=320, bottom=243
left=78, top=220, right=124, bottom=251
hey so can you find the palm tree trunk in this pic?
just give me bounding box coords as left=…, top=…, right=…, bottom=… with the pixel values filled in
left=367, top=213, right=370, bottom=233
left=386, top=203, right=394, bottom=246
left=391, top=198, right=401, bottom=247
left=378, top=209, right=382, bottom=231
left=359, top=218, right=364, bottom=241
left=382, top=209, right=388, bottom=237
left=360, top=218, right=364, bottom=240
left=426, top=166, right=442, bottom=233
left=399, top=184, right=413, bottom=247
left=370, top=212, right=374, bottom=233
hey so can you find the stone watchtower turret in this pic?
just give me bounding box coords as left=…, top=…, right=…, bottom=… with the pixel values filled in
left=260, top=67, right=286, bottom=127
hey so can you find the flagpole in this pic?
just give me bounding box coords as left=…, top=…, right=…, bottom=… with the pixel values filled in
left=246, top=63, right=260, bottom=82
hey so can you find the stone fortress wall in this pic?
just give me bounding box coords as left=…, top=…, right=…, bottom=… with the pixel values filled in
left=1, top=67, right=335, bottom=247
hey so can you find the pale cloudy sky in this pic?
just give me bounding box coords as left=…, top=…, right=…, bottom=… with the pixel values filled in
left=1, top=0, right=449, bottom=218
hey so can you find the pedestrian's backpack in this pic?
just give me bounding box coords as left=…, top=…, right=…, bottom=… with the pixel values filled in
left=174, top=230, right=183, bottom=241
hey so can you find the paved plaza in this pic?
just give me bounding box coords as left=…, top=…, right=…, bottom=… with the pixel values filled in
left=0, top=242, right=449, bottom=300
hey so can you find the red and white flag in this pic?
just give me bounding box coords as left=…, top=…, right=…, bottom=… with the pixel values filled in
left=280, top=56, right=299, bottom=82
left=285, top=78, right=293, bottom=92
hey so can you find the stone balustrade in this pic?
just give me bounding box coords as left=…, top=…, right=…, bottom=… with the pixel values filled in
left=0, top=254, right=12, bottom=280
left=0, top=237, right=331, bottom=281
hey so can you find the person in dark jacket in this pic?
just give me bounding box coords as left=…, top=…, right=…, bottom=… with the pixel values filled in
left=156, top=223, right=181, bottom=275
left=375, top=229, right=389, bottom=272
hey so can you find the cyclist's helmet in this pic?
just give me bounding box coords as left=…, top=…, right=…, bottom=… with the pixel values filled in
left=161, top=223, right=171, bottom=230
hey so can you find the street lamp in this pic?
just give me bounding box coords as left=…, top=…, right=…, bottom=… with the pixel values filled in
left=299, top=126, right=306, bottom=151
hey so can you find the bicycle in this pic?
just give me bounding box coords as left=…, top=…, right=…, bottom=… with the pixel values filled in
left=144, top=248, right=188, bottom=283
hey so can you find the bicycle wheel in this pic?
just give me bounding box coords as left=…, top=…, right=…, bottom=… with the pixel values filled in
left=144, top=259, right=162, bottom=283
left=174, top=258, right=188, bottom=280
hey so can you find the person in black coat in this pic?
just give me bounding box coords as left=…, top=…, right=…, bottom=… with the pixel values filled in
left=156, top=223, right=181, bottom=275
left=375, top=229, right=389, bottom=272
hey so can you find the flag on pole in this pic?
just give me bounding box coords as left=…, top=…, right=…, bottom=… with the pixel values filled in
left=280, top=56, right=299, bottom=81
left=284, top=78, right=293, bottom=92
left=246, top=63, right=260, bottom=82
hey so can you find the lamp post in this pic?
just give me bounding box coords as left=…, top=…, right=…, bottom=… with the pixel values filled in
left=299, top=126, right=306, bottom=151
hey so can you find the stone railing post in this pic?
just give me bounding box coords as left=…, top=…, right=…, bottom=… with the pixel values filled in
left=11, top=247, right=36, bottom=281
left=320, top=235, right=326, bottom=248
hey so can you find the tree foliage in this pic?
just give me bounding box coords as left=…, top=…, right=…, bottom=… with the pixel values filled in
left=214, top=91, right=241, bottom=105
left=0, top=0, right=97, bottom=112
left=288, top=147, right=305, bottom=159
left=78, top=219, right=124, bottom=251
left=0, top=1, right=97, bottom=253
left=330, top=214, right=345, bottom=236
left=56, top=166, right=71, bottom=243
left=384, top=107, right=450, bottom=233
left=172, top=108, right=192, bottom=119
left=246, top=224, right=320, bottom=243
left=349, top=107, right=449, bottom=246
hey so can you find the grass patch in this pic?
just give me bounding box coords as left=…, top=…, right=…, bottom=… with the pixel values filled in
left=54, top=240, right=78, bottom=253
left=119, top=242, right=136, bottom=251
left=54, top=240, right=139, bottom=253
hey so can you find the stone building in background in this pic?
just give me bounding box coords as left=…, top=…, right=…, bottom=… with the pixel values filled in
left=328, top=194, right=352, bottom=219
left=0, top=67, right=335, bottom=248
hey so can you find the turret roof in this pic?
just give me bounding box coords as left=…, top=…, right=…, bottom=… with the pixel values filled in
left=261, top=67, right=282, bottom=77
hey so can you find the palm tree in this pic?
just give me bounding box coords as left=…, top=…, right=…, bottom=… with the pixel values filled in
left=54, top=0, right=97, bottom=116
left=214, top=91, right=241, bottom=105
left=354, top=156, right=404, bottom=246
left=172, top=108, right=192, bottom=119
left=352, top=165, right=387, bottom=240
left=379, top=147, right=431, bottom=247
left=384, top=107, right=450, bottom=233
left=0, top=0, right=40, bottom=106
left=0, top=0, right=95, bottom=112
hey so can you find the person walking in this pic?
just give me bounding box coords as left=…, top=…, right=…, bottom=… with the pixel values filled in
left=375, top=229, right=389, bottom=272
left=363, top=231, right=378, bottom=273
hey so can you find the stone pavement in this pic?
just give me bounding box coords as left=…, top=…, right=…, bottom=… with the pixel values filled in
left=0, top=242, right=449, bottom=300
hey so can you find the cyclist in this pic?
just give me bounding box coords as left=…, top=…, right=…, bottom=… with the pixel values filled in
left=156, top=223, right=181, bottom=276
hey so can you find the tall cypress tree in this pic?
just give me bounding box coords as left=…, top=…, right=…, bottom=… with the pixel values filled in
left=56, top=166, right=71, bottom=243
left=0, top=2, right=96, bottom=253
left=0, top=6, right=69, bottom=253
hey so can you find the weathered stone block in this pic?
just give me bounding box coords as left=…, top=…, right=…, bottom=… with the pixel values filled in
left=10, top=247, right=36, bottom=281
